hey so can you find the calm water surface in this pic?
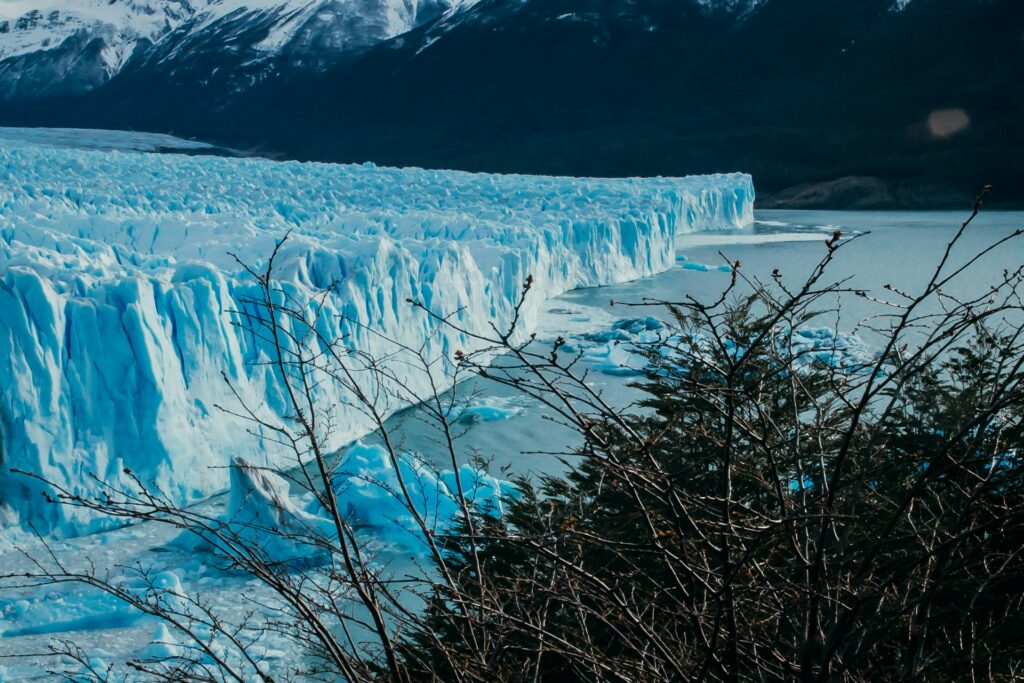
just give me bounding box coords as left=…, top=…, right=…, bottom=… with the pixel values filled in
left=408, top=209, right=1024, bottom=475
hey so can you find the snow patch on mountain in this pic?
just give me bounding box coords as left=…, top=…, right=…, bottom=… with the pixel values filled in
left=0, top=0, right=475, bottom=98
left=0, top=129, right=753, bottom=541
left=0, top=1, right=193, bottom=63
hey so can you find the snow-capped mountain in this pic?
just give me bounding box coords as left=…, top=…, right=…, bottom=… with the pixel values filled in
left=0, top=0, right=474, bottom=99
left=0, top=0, right=849, bottom=101
left=0, top=2, right=192, bottom=64
left=0, top=0, right=191, bottom=98
left=0, top=0, right=925, bottom=101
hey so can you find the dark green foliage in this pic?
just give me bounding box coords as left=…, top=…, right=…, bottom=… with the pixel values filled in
left=399, top=283, right=1024, bottom=680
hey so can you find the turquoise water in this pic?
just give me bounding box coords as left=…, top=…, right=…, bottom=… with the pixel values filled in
left=395, top=209, right=1024, bottom=477
left=570, top=209, right=1024, bottom=324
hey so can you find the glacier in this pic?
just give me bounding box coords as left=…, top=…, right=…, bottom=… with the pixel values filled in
left=0, top=126, right=218, bottom=153
left=0, top=130, right=753, bottom=541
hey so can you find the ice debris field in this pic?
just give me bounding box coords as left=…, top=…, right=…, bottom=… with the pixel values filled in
left=0, top=128, right=754, bottom=542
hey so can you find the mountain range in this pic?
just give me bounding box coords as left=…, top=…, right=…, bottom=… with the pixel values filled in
left=0, top=0, right=1020, bottom=207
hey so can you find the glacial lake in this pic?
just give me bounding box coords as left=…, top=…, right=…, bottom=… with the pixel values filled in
left=377, top=208, right=1024, bottom=480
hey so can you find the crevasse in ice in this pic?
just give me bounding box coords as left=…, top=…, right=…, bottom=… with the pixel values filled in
left=0, top=133, right=754, bottom=539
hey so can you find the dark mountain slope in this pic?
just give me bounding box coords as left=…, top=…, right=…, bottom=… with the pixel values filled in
left=3, top=0, right=1021, bottom=207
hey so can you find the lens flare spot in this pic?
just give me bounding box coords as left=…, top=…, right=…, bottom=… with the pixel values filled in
left=927, top=108, right=970, bottom=139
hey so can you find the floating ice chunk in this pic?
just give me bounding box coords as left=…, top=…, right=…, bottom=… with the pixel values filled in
left=68, top=649, right=117, bottom=683
left=329, top=443, right=513, bottom=549
left=572, top=317, right=669, bottom=375
left=580, top=342, right=647, bottom=377
left=680, top=261, right=733, bottom=273
left=175, top=458, right=335, bottom=564
left=179, top=443, right=516, bottom=556
left=568, top=317, right=873, bottom=378
left=140, top=623, right=183, bottom=660
left=439, top=466, right=517, bottom=519
left=789, top=477, right=815, bottom=493
left=612, top=316, right=665, bottom=335
left=456, top=404, right=518, bottom=424
left=783, top=327, right=874, bottom=370
left=580, top=316, right=664, bottom=344
left=451, top=396, right=528, bottom=425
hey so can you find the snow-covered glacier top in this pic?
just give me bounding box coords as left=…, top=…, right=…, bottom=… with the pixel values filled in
left=0, top=126, right=218, bottom=152
left=0, top=129, right=753, bottom=540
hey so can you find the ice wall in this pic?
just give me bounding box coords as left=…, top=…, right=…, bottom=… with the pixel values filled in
left=0, top=133, right=754, bottom=539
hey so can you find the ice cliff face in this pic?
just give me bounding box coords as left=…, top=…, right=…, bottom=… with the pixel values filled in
left=0, top=130, right=754, bottom=539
